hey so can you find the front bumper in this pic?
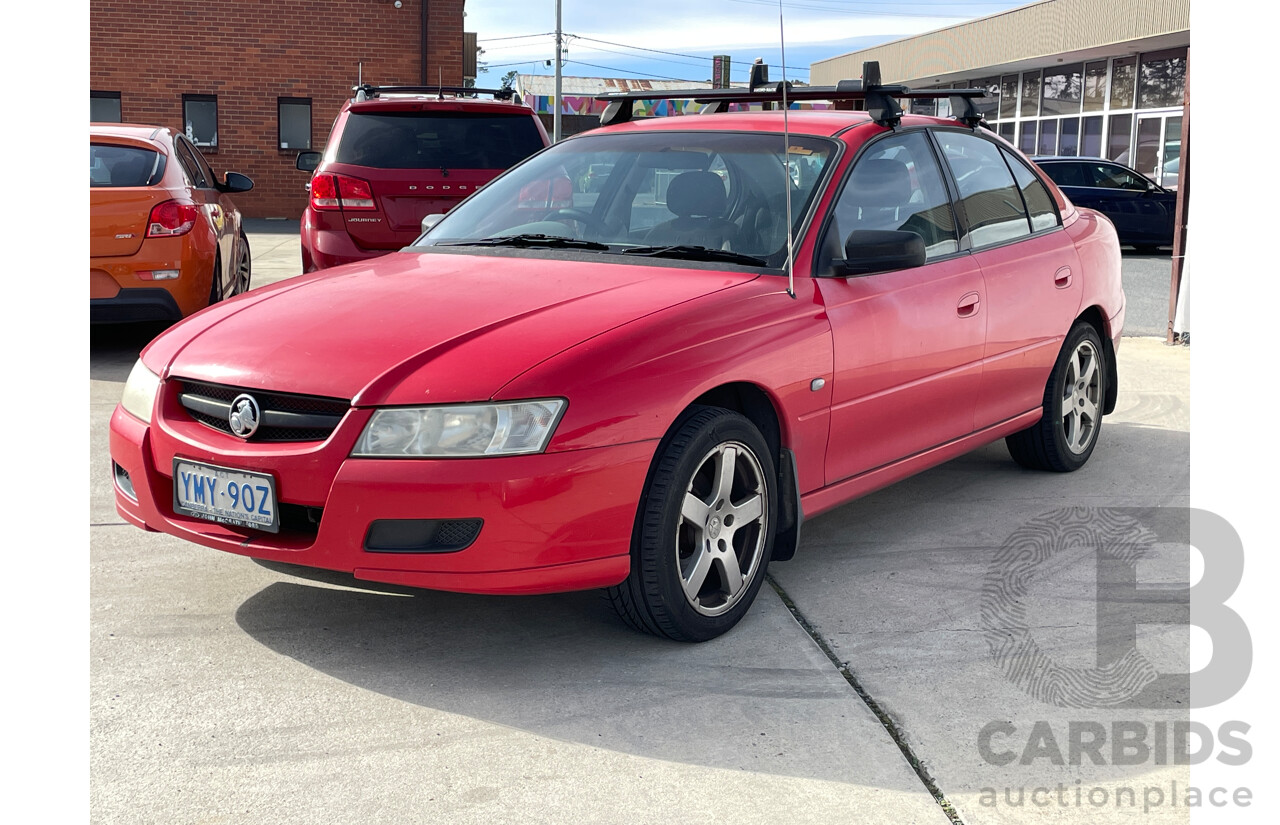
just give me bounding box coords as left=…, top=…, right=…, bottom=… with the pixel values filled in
left=109, top=403, right=652, bottom=595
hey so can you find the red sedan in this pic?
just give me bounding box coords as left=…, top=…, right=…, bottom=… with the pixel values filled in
left=109, top=83, right=1124, bottom=642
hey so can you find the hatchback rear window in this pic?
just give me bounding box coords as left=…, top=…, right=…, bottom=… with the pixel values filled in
left=90, top=143, right=165, bottom=187
left=336, top=111, right=545, bottom=170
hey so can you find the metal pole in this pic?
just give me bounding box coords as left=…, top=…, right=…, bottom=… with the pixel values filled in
left=553, top=0, right=563, bottom=142
left=1167, top=48, right=1190, bottom=344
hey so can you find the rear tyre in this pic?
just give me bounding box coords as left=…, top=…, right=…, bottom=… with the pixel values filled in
left=233, top=231, right=252, bottom=296
left=607, top=406, right=777, bottom=642
left=1006, top=322, right=1107, bottom=472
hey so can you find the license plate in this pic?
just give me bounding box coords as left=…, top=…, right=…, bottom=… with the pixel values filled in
left=173, top=459, right=279, bottom=533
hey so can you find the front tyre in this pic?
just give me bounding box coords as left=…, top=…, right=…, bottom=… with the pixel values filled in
left=1006, top=321, right=1107, bottom=472
left=608, top=407, right=777, bottom=642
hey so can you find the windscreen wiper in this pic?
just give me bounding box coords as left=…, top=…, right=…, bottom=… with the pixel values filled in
left=621, top=244, right=767, bottom=267
left=440, top=234, right=609, bottom=251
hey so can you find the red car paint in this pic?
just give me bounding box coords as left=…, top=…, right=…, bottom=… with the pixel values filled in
left=111, top=109, right=1124, bottom=613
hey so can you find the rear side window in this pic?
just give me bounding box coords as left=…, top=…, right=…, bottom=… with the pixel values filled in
left=89, top=143, right=165, bottom=187
left=336, top=111, right=545, bottom=170
left=1001, top=148, right=1059, bottom=232
left=935, top=131, right=1030, bottom=249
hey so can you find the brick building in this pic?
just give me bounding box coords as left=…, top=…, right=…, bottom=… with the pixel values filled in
left=90, top=0, right=467, bottom=217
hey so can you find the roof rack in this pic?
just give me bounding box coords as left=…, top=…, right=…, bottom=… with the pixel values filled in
left=594, top=61, right=987, bottom=129
left=351, top=84, right=520, bottom=103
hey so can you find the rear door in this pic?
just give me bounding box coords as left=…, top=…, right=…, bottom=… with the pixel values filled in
left=89, top=141, right=169, bottom=258
left=331, top=105, right=548, bottom=250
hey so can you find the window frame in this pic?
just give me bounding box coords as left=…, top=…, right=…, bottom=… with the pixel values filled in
left=278, top=96, right=313, bottom=152
left=182, top=94, right=219, bottom=149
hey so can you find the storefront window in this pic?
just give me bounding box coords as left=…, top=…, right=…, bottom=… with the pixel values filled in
left=1083, top=61, right=1108, bottom=112
left=998, top=122, right=1015, bottom=143
left=1138, top=49, right=1186, bottom=109
left=1021, top=70, right=1041, bottom=117
left=1059, top=118, right=1080, bottom=156
left=1110, top=57, right=1135, bottom=110
left=1019, top=122, right=1036, bottom=154
left=1042, top=64, right=1082, bottom=115
left=1038, top=120, right=1058, bottom=156
left=973, top=77, right=999, bottom=118
left=999, top=75, right=1018, bottom=118
left=1107, top=114, right=1132, bottom=161
left=1081, top=116, right=1104, bottom=157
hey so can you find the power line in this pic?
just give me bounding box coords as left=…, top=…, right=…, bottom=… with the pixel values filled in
left=721, top=0, right=1001, bottom=17
left=476, top=32, right=555, bottom=42
left=562, top=59, right=703, bottom=83
left=571, top=35, right=809, bottom=73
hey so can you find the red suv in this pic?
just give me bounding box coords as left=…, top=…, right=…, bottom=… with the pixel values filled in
left=296, top=85, right=550, bottom=272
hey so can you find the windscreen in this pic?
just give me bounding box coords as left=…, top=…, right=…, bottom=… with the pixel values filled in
left=336, top=111, right=546, bottom=170
left=90, top=144, right=165, bottom=187
left=418, top=131, right=837, bottom=268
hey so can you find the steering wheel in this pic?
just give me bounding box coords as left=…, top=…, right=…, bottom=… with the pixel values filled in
left=551, top=207, right=609, bottom=237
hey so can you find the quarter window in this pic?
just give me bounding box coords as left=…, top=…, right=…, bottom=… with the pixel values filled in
left=823, top=131, right=959, bottom=267
left=1001, top=149, right=1059, bottom=232
left=182, top=94, right=218, bottom=148
left=173, top=138, right=211, bottom=188
left=935, top=131, right=1031, bottom=249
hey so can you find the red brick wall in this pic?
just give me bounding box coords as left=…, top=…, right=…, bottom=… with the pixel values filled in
left=91, top=0, right=465, bottom=217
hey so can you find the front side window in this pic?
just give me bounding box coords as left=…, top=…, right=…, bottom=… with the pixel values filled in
left=420, top=131, right=836, bottom=269
left=823, top=131, right=958, bottom=264
left=182, top=94, right=218, bottom=148
left=935, top=131, right=1031, bottom=249
left=1086, top=162, right=1150, bottom=191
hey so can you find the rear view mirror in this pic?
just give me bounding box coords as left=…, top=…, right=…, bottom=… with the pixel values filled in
left=421, top=213, right=445, bottom=234
left=834, top=230, right=926, bottom=277
left=295, top=151, right=322, bottom=172
left=517, top=176, right=573, bottom=209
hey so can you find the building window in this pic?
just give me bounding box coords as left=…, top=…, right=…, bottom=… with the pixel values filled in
left=278, top=97, right=312, bottom=150
left=1081, top=116, right=1104, bottom=157
left=1138, top=48, right=1187, bottom=109
left=91, top=91, right=122, bottom=122
left=1083, top=61, right=1108, bottom=112
left=999, top=75, right=1018, bottom=118
left=1037, top=119, right=1058, bottom=156
left=1020, top=70, right=1041, bottom=118
left=1059, top=118, right=1080, bottom=157
left=1041, top=64, right=1082, bottom=116
left=182, top=94, right=218, bottom=148
left=1110, top=57, right=1136, bottom=110
left=973, top=76, right=999, bottom=119
left=1107, top=114, right=1133, bottom=162
left=998, top=122, right=1015, bottom=143
left=1018, top=122, right=1036, bottom=155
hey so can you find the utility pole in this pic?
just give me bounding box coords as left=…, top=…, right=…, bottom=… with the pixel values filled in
left=554, top=0, right=563, bottom=142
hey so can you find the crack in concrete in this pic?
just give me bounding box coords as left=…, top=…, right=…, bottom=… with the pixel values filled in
left=767, top=575, right=966, bottom=825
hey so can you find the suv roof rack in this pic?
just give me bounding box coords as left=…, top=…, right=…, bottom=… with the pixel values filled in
left=352, top=84, right=520, bottom=103
left=594, top=61, right=987, bottom=130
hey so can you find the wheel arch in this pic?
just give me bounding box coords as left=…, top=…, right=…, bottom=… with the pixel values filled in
left=1074, top=305, right=1118, bottom=415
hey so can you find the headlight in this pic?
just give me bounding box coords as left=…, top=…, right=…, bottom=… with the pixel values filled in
left=352, top=399, right=567, bottom=457
left=120, top=360, right=161, bottom=423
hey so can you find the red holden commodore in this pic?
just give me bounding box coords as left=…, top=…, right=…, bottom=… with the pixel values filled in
left=110, top=84, right=1124, bottom=642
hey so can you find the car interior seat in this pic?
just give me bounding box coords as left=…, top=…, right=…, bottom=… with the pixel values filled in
left=643, top=170, right=739, bottom=249
left=840, top=158, right=913, bottom=232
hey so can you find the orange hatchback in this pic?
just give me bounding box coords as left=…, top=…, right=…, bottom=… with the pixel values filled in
left=90, top=124, right=254, bottom=323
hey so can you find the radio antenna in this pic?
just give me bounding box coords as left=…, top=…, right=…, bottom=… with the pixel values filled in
left=778, top=1, right=795, bottom=299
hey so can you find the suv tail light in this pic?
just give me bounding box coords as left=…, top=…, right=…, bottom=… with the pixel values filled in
left=146, top=200, right=199, bottom=237
left=310, top=173, right=376, bottom=211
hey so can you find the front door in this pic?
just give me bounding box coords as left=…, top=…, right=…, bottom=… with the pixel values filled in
left=1136, top=114, right=1183, bottom=189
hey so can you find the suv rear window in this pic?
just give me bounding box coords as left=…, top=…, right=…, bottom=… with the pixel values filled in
left=336, top=111, right=545, bottom=170
left=90, top=144, right=165, bottom=187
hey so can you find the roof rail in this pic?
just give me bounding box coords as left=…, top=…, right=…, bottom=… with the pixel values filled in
left=594, top=61, right=987, bottom=129
left=351, top=84, right=519, bottom=103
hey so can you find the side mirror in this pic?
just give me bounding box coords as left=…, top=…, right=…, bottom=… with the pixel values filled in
left=833, top=230, right=926, bottom=277
left=218, top=172, right=254, bottom=193
left=295, top=151, right=322, bottom=172
left=421, top=213, right=446, bottom=234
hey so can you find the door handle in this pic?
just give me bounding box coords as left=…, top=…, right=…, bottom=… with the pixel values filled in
left=1054, top=267, right=1073, bottom=289
left=957, top=291, right=981, bottom=318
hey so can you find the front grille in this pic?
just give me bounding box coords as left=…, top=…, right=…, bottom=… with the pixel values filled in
left=177, top=379, right=350, bottom=442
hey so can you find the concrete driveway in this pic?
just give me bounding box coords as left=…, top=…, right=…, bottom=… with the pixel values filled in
left=90, top=223, right=1191, bottom=824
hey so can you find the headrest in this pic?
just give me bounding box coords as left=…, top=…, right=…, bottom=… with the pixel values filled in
left=666, top=170, right=727, bottom=218
left=849, top=158, right=912, bottom=208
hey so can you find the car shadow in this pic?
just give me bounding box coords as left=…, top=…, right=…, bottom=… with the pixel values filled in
left=230, top=421, right=1188, bottom=789
left=90, top=322, right=170, bottom=382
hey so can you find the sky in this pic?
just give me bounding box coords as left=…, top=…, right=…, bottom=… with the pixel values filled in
left=467, top=0, right=1031, bottom=85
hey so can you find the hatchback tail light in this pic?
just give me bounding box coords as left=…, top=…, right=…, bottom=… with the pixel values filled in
left=310, top=173, right=376, bottom=211
left=146, top=200, right=199, bottom=237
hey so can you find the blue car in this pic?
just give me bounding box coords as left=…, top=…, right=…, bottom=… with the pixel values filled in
left=1032, top=157, right=1176, bottom=253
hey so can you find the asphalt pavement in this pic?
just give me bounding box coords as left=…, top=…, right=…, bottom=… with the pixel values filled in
left=90, top=222, right=1192, bottom=824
